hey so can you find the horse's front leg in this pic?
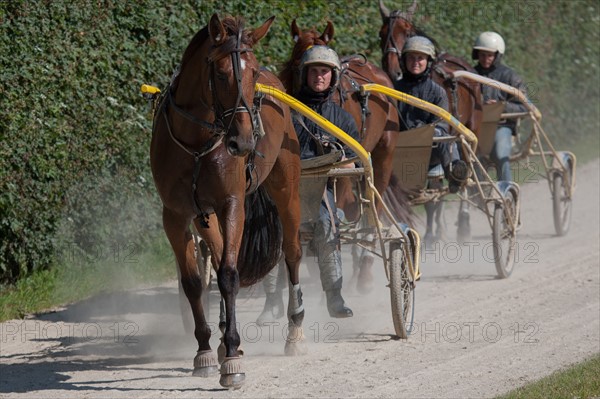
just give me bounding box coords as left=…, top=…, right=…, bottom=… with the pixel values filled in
left=162, top=207, right=218, bottom=378
left=216, top=199, right=245, bottom=389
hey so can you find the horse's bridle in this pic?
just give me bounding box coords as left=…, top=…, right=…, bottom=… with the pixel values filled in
left=157, top=26, right=263, bottom=226
left=162, top=26, right=261, bottom=160
left=207, top=27, right=260, bottom=138
left=382, top=11, right=415, bottom=76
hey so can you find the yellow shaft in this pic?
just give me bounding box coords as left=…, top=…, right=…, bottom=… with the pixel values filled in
left=255, top=83, right=372, bottom=176
left=360, top=83, right=478, bottom=151
left=452, top=71, right=542, bottom=121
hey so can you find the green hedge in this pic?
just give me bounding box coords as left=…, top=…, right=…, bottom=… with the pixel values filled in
left=1, top=0, right=598, bottom=283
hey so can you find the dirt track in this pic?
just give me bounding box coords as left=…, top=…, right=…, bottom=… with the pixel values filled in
left=1, top=159, right=599, bottom=398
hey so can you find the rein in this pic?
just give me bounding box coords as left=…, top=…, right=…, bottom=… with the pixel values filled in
left=208, top=27, right=259, bottom=135
left=157, top=25, right=263, bottom=226
left=338, top=61, right=374, bottom=139
left=162, top=91, right=226, bottom=159
left=382, top=12, right=415, bottom=73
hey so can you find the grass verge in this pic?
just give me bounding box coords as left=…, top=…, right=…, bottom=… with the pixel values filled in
left=0, top=234, right=175, bottom=322
left=498, top=353, right=600, bottom=399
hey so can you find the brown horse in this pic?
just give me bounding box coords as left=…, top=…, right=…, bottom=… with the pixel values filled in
left=280, top=19, right=413, bottom=292
left=378, top=0, right=483, bottom=244
left=150, top=14, right=304, bottom=389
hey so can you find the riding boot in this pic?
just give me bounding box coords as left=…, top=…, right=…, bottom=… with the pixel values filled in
left=256, top=291, right=284, bottom=326
left=325, top=288, right=353, bottom=318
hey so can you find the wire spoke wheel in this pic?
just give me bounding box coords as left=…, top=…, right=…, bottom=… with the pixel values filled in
left=389, top=240, right=415, bottom=339
left=553, top=172, right=572, bottom=236
left=492, top=191, right=517, bottom=278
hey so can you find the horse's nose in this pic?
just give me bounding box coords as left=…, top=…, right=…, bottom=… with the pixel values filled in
left=226, top=135, right=254, bottom=157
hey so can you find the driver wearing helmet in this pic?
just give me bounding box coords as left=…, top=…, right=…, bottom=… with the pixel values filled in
left=257, top=45, right=358, bottom=324
left=473, top=31, right=527, bottom=182
left=394, top=36, right=468, bottom=193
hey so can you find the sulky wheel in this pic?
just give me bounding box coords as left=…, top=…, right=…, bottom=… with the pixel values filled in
left=389, top=240, right=415, bottom=339
left=552, top=171, right=572, bottom=237
left=492, top=190, right=517, bottom=278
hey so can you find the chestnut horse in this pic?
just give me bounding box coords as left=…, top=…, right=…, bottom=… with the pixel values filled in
left=280, top=19, right=413, bottom=292
left=378, top=0, right=483, bottom=244
left=150, top=14, right=304, bottom=389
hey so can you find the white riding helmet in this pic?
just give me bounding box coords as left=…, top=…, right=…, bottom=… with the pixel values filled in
left=472, top=31, right=505, bottom=59
left=298, top=45, right=341, bottom=90
left=402, top=36, right=436, bottom=59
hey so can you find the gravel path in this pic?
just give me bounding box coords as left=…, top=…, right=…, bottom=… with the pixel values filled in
left=1, top=159, right=598, bottom=399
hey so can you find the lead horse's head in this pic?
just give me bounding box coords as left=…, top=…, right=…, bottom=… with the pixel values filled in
left=205, top=14, right=274, bottom=156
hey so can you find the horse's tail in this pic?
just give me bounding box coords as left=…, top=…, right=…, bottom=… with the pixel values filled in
left=237, top=186, right=282, bottom=288
left=384, top=174, right=416, bottom=227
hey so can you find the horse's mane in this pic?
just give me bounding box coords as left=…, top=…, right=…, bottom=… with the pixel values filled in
left=179, top=28, right=208, bottom=72
left=437, top=52, right=477, bottom=72
left=279, top=28, right=329, bottom=92
left=173, top=16, right=251, bottom=89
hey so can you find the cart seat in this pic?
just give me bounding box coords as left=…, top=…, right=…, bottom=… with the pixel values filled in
left=392, top=124, right=435, bottom=192
left=478, top=102, right=505, bottom=157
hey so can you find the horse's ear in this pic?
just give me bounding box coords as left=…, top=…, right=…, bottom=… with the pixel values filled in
left=209, top=13, right=227, bottom=45
left=379, top=0, right=390, bottom=18
left=321, top=21, right=334, bottom=44
left=252, top=16, right=275, bottom=44
left=406, top=0, right=418, bottom=21
left=291, top=19, right=301, bottom=43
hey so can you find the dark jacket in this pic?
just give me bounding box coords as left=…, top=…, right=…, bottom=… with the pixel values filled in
left=394, top=74, right=450, bottom=135
left=294, top=88, right=359, bottom=161
left=475, top=62, right=527, bottom=131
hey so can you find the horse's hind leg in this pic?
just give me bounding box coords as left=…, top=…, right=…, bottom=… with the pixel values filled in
left=424, top=201, right=437, bottom=249
left=278, top=204, right=305, bottom=355
left=435, top=201, right=447, bottom=241
left=162, top=207, right=217, bottom=377
left=283, top=243, right=305, bottom=354
left=265, top=172, right=305, bottom=355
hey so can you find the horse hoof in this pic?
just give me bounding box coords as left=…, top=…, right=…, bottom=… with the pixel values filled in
left=220, top=357, right=244, bottom=389
left=192, top=365, right=218, bottom=377
left=436, top=229, right=447, bottom=242
left=193, top=350, right=218, bottom=377
left=423, top=233, right=437, bottom=250
left=284, top=341, right=308, bottom=356
left=219, top=373, right=245, bottom=390
left=284, top=326, right=306, bottom=355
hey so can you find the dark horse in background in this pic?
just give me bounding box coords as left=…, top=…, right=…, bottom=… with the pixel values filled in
left=280, top=19, right=414, bottom=293
left=150, top=14, right=304, bottom=389
left=379, top=0, right=483, bottom=245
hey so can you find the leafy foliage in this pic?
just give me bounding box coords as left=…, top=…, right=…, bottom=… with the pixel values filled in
left=1, top=0, right=598, bottom=283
